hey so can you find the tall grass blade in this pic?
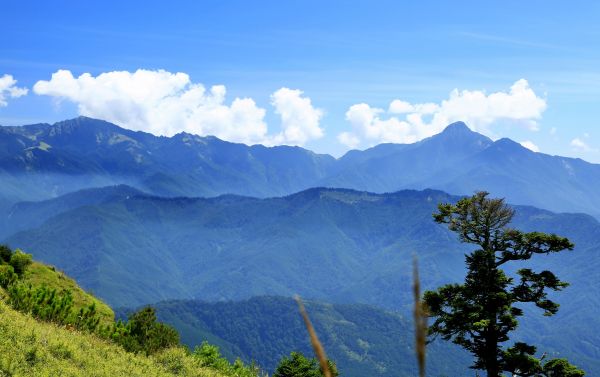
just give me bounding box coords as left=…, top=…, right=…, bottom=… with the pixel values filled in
left=295, top=295, right=332, bottom=377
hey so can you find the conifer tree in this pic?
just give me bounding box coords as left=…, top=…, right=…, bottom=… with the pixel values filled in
left=424, top=192, right=584, bottom=376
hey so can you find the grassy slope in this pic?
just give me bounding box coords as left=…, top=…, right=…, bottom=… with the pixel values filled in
left=0, top=299, right=226, bottom=377
left=22, top=261, right=115, bottom=325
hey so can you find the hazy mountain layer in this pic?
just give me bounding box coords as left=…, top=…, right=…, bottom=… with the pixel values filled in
left=4, top=186, right=599, bottom=373
left=3, top=117, right=600, bottom=217
left=0, top=116, right=335, bottom=202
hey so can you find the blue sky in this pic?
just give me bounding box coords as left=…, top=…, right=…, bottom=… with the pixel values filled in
left=1, top=1, right=600, bottom=160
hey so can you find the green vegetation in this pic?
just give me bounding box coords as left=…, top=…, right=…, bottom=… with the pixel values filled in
left=424, top=192, right=585, bottom=376
left=0, top=298, right=228, bottom=377
left=273, top=352, right=338, bottom=377
left=21, top=261, right=114, bottom=325
left=0, top=245, right=28, bottom=288
left=8, top=283, right=92, bottom=329
left=8, top=248, right=32, bottom=275
left=109, top=306, right=180, bottom=355
left=4, top=187, right=599, bottom=374
left=0, top=246, right=261, bottom=376
left=7, top=188, right=474, bottom=308
left=0, top=244, right=32, bottom=282
left=541, top=359, right=586, bottom=377
left=0, top=244, right=11, bottom=263
left=0, top=245, right=113, bottom=334
left=192, top=342, right=262, bottom=377
left=152, top=296, right=470, bottom=376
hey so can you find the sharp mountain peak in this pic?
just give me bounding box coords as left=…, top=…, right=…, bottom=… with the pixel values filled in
left=441, top=121, right=471, bottom=133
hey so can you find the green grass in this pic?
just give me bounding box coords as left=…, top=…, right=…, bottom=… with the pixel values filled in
left=0, top=298, right=227, bottom=377
left=22, top=261, right=114, bottom=326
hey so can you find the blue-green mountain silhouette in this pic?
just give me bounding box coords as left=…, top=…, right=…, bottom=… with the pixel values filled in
left=3, top=117, right=600, bottom=217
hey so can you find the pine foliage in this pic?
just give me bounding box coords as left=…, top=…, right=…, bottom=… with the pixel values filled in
left=424, top=192, right=585, bottom=376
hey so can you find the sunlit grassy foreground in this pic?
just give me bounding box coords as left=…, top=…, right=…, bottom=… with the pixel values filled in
left=22, top=262, right=115, bottom=325
left=0, top=297, right=226, bottom=377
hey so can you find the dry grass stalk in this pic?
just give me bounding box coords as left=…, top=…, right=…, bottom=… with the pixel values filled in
left=413, top=256, right=428, bottom=377
left=295, top=295, right=332, bottom=377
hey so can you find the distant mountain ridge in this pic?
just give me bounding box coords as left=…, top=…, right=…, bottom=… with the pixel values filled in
left=4, top=185, right=600, bottom=373
left=2, top=116, right=600, bottom=217
left=0, top=116, right=335, bottom=203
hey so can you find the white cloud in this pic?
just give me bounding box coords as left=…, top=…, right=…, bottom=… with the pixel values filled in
left=338, top=79, right=547, bottom=148
left=337, top=131, right=361, bottom=149
left=520, top=140, right=540, bottom=152
left=388, top=100, right=414, bottom=114
left=33, top=69, right=323, bottom=146
left=570, top=137, right=595, bottom=152
left=344, top=103, right=417, bottom=146
left=0, top=74, right=28, bottom=107
left=270, top=88, right=324, bottom=145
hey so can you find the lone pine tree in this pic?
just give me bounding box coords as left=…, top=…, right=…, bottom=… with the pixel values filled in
left=424, top=192, right=584, bottom=377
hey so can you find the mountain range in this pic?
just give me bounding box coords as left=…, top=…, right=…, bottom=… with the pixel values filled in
left=2, top=116, right=600, bottom=217
left=2, top=116, right=599, bottom=375
left=3, top=185, right=600, bottom=373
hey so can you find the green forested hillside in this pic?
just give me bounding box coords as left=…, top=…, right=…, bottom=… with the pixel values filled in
left=6, top=188, right=468, bottom=307
left=1, top=184, right=144, bottom=239
left=147, top=296, right=471, bottom=377
left=4, top=187, right=599, bottom=374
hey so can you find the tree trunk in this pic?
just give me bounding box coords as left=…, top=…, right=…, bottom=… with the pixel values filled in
left=485, top=252, right=500, bottom=377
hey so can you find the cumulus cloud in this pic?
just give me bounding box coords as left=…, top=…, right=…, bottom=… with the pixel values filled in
left=388, top=100, right=415, bottom=114
left=343, top=103, right=417, bottom=145
left=520, top=140, right=540, bottom=152
left=339, top=79, right=547, bottom=148
left=270, top=88, right=324, bottom=145
left=570, top=137, right=595, bottom=152
left=337, top=132, right=361, bottom=149
left=33, top=69, right=323, bottom=146
left=0, top=74, right=28, bottom=107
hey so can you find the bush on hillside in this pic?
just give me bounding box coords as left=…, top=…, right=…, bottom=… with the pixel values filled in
left=0, top=264, right=17, bottom=288
left=74, top=302, right=101, bottom=332
left=0, top=244, right=12, bottom=263
left=8, top=283, right=74, bottom=324
left=273, top=351, right=338, bottom=377
left=109, top=306, right=179, bottom=355
left=6, top=282, right=102, bottom=333
left=8, top=249, right=32, bottom=276
left=192, top=342, right=261, bottom=377
left=0, top=245, right=31, bottom=283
